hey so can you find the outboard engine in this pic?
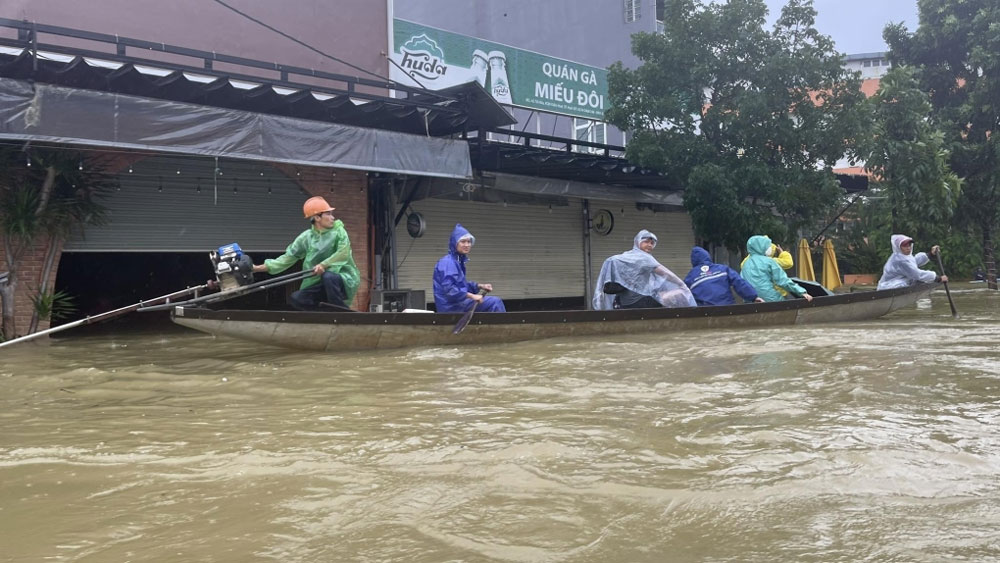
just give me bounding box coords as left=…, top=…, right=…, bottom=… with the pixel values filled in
left=210, top=243, right=254, bottom=292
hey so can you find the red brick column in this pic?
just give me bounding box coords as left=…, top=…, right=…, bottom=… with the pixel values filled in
left=0, top=235, right=63, bottom=336
left=273, top=165, right=371, bottom=311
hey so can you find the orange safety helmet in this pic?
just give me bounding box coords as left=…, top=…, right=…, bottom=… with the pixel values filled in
left=302, top=196, right=335, bottom=218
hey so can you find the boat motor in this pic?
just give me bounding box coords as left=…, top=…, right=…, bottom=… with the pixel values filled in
left=210, top=243, right=255, bottom=292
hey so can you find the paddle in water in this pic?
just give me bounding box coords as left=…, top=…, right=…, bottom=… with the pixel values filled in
left=453, top=288, right=489, bottom=335
left=934, top=249, right=959, bottom=318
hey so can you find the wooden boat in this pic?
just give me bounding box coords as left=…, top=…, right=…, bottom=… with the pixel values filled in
left=169, top=283, right=937, bottom=351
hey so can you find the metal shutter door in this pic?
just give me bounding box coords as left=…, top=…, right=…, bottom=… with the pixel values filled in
left=65, top=156, right=306, bottom=253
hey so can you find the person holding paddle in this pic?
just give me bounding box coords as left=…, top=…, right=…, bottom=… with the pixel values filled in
left=877, top=234, right=947, bottom=290
left=252, top=196, right=360, bottom=311
left=433, top=224, right=506, bottom=313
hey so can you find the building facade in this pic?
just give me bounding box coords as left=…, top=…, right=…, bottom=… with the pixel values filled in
left=384, top=0, right=695, bottom=309
left=0, top=1, right=444, bottom=334
left=0, top=0, right=688, bottom=339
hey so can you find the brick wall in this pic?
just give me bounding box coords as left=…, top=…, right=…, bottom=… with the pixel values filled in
left=0, top=236, right=63, bottom=337
left=274, top=165, right=371, bottom=311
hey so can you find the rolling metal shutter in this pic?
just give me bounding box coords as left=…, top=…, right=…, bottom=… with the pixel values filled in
left=395, top=198, right=586, bottom=305
left=588, top=203, right=695, bottom=288
left=65, top=156, right=307, bottom=253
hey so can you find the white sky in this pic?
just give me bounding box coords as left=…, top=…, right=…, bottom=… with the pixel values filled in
left=762, top=0, right=919, bottom=54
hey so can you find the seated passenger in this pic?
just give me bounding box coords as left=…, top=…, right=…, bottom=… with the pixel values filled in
left=740, top=238, right=794, bottom=297
left=593, top=230, right=696, bottom=310
left=684, top=246, right=764, bottom=306
left=433, top=224, right=506, bottom=313
left=877, top=234, right=947, bottom=290
left=741, top=235, right=814, bottom=303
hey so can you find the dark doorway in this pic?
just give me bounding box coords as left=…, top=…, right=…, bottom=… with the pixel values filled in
left=54, top=251, right=288, bottom=333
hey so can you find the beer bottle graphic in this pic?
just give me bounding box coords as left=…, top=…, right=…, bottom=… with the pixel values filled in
left=488, top=50, right=513, bottom=104
left=471, top=50, right=489, bottom=88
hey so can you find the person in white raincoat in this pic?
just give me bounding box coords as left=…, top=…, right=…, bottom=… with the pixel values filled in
left=593, top=230, right=696, bottom=310
left=877, top=234, right=947, bottom=290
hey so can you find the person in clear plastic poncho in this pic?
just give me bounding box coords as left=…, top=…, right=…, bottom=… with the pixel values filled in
left=593, top=230, right=696, bottom=310
left=876, top=234, right=946, bottom=290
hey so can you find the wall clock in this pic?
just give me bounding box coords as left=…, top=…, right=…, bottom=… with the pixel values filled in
left=592, top=209, right=614, bottom=236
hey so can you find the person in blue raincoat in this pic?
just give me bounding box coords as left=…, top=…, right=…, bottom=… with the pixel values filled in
left=684, top=246, right=764, bottom=306
left=433, top=224, right=506, bottom=313
left=741, top=235, right=813, bottom=303
left=877, top=234, right=947, bottom=290
left=593, top=230, right=696, bottom=310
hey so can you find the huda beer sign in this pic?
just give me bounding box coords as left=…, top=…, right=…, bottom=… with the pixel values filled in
left=391, top=19, right=608, bottom=120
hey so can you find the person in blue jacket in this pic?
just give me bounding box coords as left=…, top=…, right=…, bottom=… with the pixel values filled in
left=433, top=224, right=506, bottom=313
left=741, top=235, right=813, bottom=303
left=684, top=246, right=764, bottom=306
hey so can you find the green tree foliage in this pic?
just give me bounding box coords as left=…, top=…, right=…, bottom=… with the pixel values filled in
left=885, top=0, right=1000, bottom=288
left=862, top=65, right=961, bottom=245
left=606, top=0, right=868, bottom=251
left=0, top=146, right=115, bottom=339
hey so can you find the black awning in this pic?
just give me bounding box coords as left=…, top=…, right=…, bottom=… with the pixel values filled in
left=470, top=138, right=680, bottom=191
left=422, top=81, right=517, bottom=131
left=471, top=137, right=869, bottom=194
left=0, top=78, right=473, bottom=179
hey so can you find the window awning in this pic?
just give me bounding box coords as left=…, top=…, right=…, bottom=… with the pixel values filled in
left=0, top=78, right=473, bottom=179
left=416, top=172, right=685, bottom=207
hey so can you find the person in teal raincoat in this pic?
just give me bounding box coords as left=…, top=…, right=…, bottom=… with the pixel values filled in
left=252, top=196, right=360, bottom=310
left=740, top=235, right=813, bottom=303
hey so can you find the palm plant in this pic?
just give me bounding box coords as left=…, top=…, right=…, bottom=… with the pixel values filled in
left=30, top=289, right=77, bottom=323
left=0, top=145, right=116, bottom=339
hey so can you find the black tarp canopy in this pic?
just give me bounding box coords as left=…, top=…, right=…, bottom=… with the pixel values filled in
left=0, top=77, right=474, bottom=178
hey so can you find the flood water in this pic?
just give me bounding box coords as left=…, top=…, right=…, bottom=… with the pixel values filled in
left=2, top=287, right=999, bottom=562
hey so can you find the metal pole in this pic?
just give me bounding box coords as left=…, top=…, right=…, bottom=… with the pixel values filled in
left=388, top=181, right=399, bottom=290
left=810, top=193, right=862, bottom=246
left=0, top=284, right=207, bottom=349
left=583, top=199, right=593, bottom=309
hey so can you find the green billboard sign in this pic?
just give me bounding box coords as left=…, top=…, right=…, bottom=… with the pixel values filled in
left=391, top=19, right=608, bottom=120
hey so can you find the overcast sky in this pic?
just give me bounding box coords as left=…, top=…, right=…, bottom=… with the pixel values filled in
left=760, top=0, right=919, bottom=54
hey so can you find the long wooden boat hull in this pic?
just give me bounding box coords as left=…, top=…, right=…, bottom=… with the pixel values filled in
left=171, top=283, right=936, bottom=351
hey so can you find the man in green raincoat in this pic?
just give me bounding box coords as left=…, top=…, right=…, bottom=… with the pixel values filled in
left=252, top=196, right=360, bottom=310
left=740, top=235, right=813, bottom=303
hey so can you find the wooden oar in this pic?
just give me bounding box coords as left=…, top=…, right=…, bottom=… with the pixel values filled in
left=934, top=250, right=959, bottom=318
left=0, top=284, right=209, bottom=349
left=452, top=288, right=488, bottom=335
